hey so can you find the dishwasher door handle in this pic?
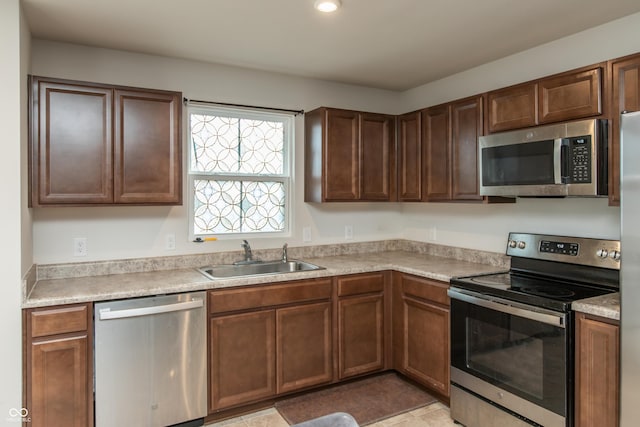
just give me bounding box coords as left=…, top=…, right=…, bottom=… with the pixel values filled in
left=98, top=298, right=204, bottom=320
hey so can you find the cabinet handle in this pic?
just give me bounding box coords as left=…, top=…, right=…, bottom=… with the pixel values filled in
left=98, top=299, right=204, bottom=320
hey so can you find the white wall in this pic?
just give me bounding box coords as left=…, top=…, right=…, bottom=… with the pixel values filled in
left=31, top=41, right=405, bottom=263
left=31, top=12, right=640, bottom=264
left=0, top=0, right=30, bottom=419
left=401, top=11, right=640, bottom=111
left=395, top=12, right=640, bottom=253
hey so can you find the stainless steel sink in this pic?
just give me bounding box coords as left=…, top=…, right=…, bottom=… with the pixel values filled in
left=198, top=260, right=324, bottom=279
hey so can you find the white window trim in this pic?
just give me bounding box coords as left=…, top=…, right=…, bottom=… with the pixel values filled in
left=187, top=104, right=294, bottom=240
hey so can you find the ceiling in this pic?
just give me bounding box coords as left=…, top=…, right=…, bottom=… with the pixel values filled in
left=22, top=0, right=640, bottom=91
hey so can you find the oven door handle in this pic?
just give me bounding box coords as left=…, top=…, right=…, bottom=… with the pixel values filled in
left=448, top=288, right=566, bottom=328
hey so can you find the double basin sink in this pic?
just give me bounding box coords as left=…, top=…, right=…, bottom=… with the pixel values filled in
left=198, top=259, right=324, bottom=280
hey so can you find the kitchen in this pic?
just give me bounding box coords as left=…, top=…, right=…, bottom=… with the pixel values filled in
left=2, top=1, right=640, bottom=426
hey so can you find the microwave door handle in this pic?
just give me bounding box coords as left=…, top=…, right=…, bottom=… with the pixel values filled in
left=553, top=138, right=563, bottom=184
left=554, top=138, right=571, bottom=184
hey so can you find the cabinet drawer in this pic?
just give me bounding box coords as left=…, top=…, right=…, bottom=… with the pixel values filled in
left=337, top=272, right=385, bottom=297
left=400, top=275, right=449, bottom=306
left=30, top=304, right=89, bottom=338
left=209, top=278, right=333, bottom=314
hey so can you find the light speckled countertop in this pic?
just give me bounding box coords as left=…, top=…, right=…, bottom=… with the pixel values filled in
left=24, top=241, right=621, bottom=321
left=572, top=293, right=620, bottom=321
left=24, top=250, right=507, bottom=308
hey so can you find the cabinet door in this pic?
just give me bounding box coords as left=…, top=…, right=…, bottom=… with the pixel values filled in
left=29, top=334, right=90, bottom=427
left=401, top=296, right=450, bottom=396
left=209, top=311, right=276, bottom=410
left=575, top=314, right=619, bottom=427
left=451, top=96, right=483, bottom=201
left=360, top=113, right=396, bottom=201
left=397, top=111, right=422, bottom=201
left=422, top=105, right=451, bottom=201
left=114, top=89, right=181, bottom=204
left=610, top=54, right=640, bottom=206
left=487, top=82, right=538, bottom=132
left=324, top=109, right=359, bottom=201
left=31, top=78, right=113, bottom=205
left=338, top=294, right=384, bottom=379
left=538, top=67, right=602, bottom=124
left=276, top=302, right=332, bottom=394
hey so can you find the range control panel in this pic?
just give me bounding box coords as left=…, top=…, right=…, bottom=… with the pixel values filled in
left=540, top=240, right=579, bottom=256
left=506, top=232, right=620, bottom=269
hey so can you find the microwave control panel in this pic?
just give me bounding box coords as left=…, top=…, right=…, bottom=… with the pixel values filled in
left=567, top=136, right=592, bottom=183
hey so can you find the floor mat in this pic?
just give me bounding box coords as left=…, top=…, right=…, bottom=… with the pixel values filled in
left=275, top=373, right=438, bottom=426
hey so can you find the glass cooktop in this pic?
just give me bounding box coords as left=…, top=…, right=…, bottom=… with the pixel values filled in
left=451, top=271, right=615, bottom=312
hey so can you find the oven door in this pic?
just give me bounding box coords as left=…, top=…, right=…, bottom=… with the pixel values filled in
left=449, top=288, right=570, bottom=427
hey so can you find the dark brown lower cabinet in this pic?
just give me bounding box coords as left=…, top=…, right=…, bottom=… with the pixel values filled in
left=393, top=273, right=450, bottom=398
left=277, top=302, right=333, bottom=393
left=575, top=313, right=620, bottom=427
left=209, top=310, right=276, bottom=411
left=208, top=279, right=333, bottom=412
left=24, top=303, right=93, bottom=427
left=337, top=272, right=386, bottom=379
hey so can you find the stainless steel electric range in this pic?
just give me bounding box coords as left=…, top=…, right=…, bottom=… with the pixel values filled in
left=448, top=232, right=620, bottom=427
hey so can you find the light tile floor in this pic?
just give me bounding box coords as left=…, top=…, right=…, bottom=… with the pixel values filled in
left=205, top=402, right=458, bottom=427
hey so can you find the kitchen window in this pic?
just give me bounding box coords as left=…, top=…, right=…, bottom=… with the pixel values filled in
left=188, top=105, right=293, bottom=237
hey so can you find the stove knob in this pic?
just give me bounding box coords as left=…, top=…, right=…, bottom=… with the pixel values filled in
left=609, top=250, right=621, bottom=261
left=597, top=248, right=609, bottom=258
left=517, top=241, right=526, bottom=249
left=508, top=240, right=517, bottom=248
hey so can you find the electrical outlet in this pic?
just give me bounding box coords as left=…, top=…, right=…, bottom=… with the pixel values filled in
left=73, top=237, right=87, bottom=257
left=345, top=225, right=353, bottom=240
left=165, top=234, right=176, bottom=250
left=302, top=227, right=312, bottom=243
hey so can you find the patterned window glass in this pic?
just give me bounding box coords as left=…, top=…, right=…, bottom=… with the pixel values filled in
left=188, top=107, right=291, bottom=236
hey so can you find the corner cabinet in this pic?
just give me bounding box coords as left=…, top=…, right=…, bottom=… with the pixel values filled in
left=392, top=273, right=450, bottom=399
left=336, top=272, right=388, bottom=380
left=575, top=313, right=619, bottom=427
left=304, top=107, right=396, bottom=202
left=23, top=303, right=93, bottom=427
left=29, top=76, right=182, bottom=207
left=208, top=279, right=333, bottom=412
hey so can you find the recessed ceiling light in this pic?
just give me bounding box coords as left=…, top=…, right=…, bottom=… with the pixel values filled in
left=315, top=0, right=341, bottom=13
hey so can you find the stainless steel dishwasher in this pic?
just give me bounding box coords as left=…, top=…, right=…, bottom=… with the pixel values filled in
left=94, top=292, right=207, bottom=427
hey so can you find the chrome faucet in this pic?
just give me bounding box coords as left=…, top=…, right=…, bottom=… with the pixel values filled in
left=241, top=240, right=253, bottom=262
left=233, top=240, right=261, bottom=265
left=282, top=243, right=288, bottom=263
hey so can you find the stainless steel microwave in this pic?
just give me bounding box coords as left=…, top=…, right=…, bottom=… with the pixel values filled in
left=478, top=119, right=608, bottom=197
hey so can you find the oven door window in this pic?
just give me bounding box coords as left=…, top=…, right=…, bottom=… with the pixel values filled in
left=482, top=140, right=556, bottom=186
left=451, top=299, right=567, bottom=416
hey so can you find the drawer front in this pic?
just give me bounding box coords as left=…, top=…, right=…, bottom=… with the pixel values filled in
left=30, top=304, right=89, bottom=338
left=209, top=278, right=333, bottom=314
left=400, top=274, right=449, bottom=306
left=337, top=272, right=385, bottom=297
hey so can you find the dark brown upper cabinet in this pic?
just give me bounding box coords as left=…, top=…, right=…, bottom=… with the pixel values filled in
left=304, top=107, right=396, bottom=202
left=30, top=76, right=182, bottom=207
left=487, top=82, right=538, bottom=133
left=397, top=111, right=422, bottom=201
left=422, top=96, right=484, bottom=202
left=609, top=53, right=640, bottom=206
left=486, top=65, right=605, bottom=133
left=538, top=66, right=603, bottom=124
